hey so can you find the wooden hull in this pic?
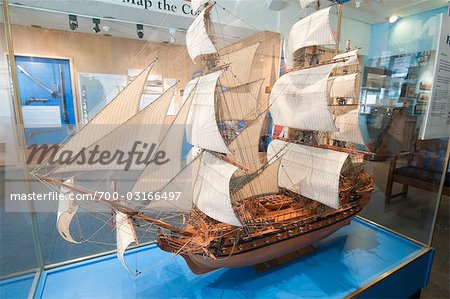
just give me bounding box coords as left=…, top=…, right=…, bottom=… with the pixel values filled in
left=179, top=216, right=352, bottom=274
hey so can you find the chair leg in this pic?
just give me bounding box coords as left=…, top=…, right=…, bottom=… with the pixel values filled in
left=385, top=160, right=396, bottom=204
left=385, top=184, right=392, bottom=204
left=402, top=184, right=409, bottom=198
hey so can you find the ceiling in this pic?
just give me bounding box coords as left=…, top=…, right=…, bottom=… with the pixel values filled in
left=341, top=0, right=448, bottom=24
left=4, top=0, right=259, bottom=47
left=2, top=0, right=448, bottom=45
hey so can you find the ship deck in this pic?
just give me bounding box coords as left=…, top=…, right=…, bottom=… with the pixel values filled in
left=2, top=217, right=433, bottom=298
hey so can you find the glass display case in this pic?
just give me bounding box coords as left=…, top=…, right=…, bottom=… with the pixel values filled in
left=1, top=0, right=448, bottom=298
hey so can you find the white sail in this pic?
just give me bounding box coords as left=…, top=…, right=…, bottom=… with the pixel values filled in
left=183, top=77, right=200, bottom=103
left=52, top=88, right=175, bottom=174
left=227, top=113, right=265, bottom=172
left=329, top=73, right=358, bottom=100
left=299, top=0, right=317, bottom=9
left=289, top=6, right=336, bottom=54
left=131, top=90, right=195, bottom=196
left=333, top=49, right=359, bottom=67
left=218, top=79, right=263, bottom=121
left=116, top=211, right=138, bottom=275
left=269, top=63, right=338, bottom=131
left=50, top=66, right=152, bottom=170
left=218, top=43, right=261, bottom=88
left=268, top=139, right=349, bottom=209
left=191, top=0, right=209, bottom=13
left=331, top=106, right=366, bottom=146
left=194, top=152, right=242, bottom=226
left=186, top=70, right=229, bottom=153
left=57, top=182, right=80, bottom=244
left=186, top=9, right=217, bottom=63
left=145, top=153, right=202, bottom=212
left=236, top=159, right=280, bottom=199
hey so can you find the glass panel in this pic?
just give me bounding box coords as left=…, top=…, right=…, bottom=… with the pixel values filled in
left=278, top=2, right=449, bottom=245
left=3, top=0, right=274, bottom=268
left=0, top=3, right=41, bottom=297
left=357, top=7, right=449, bottom=244
left=2, top=0, right=448, bottom=276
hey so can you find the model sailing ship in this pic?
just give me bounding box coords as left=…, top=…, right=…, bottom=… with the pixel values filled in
left=34, top=0, right=374, bottom=275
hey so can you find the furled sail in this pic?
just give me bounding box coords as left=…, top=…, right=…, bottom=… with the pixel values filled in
left=131, top=90, right=195, bottom=196
left=186, top=9, right=217, bottom=63
left=191, top=0, right=209, bottom=13
left=268, top=139, right=349, bottom=209
left=235, top=158, right=281, bottom=199
left=218, top=43, right=260, bottom=87
left=218, top=79, right=263, bottom=121
left=193, top=152, right=242, bottom=226
left=289, top=6, right=336, bottom=54
left=186, top=70, right=229, bottom=153
left=57, top=182, right=80, bottom=244
left=299, top=0, right=317, bottom=9
left=329, top=73, right=358, bottom=100
left=331, top=106, right=366, bottom=146
left=333, top=49, right=359, bottom=67
left=269, top=63, right=338, bottom=131
left=116, top=211, right=138, bottom=275
left=52, top=87, right=175, bottom=174
left=227, top=113, right=265, bottom=172
left=49, top=66, right=152, bottom=170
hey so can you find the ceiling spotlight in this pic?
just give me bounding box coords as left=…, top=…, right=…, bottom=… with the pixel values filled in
left=136, top=24, right=144, bottom=39
left=69, top=15, right=78, bottom=31
left=92, top=18, right=101, bottom=33
left=169, top=28, right=176, bottom=43
left=388, top=15, right=399, bottom=23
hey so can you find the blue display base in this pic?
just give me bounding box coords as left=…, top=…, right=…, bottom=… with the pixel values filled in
left=0, top=273, right=35, bottom=299
left=3, top=218, right=434, bottom=298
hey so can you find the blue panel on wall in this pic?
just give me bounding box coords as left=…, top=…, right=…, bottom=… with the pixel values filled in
left=15, top=56, right=76, bottom=145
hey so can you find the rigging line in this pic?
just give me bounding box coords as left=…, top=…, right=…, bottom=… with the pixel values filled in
left=214, top=2, right=261, bottom=32
left=130, top=92, right=198, bottom=196
left=38, top=61, right=157, bottom=171
left=49, top=83, right=179, bottom=177
left=137, top=150, right=204, bottom=212
left=231, top=141, right=289, bottom=194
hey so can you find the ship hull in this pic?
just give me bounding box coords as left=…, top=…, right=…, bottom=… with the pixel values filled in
left=180, top=215, right=352, bottom=274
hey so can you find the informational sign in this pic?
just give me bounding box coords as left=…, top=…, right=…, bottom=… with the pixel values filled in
left=22, top=106, right=62, bottom=128
left=419, top=13, right=450, bottom=140
left=78, top=73, right=127, bottom=124
left=108, top=0, right=197, bottom=17
left=128, top=69, right=163, bottom=110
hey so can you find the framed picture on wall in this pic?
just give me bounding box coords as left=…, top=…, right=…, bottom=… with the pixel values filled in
left=407, top=85, right=416, bottom=97
left=418, top=93, right=430, bottom=102
left=78, top=73, right=127, bottom=124
left=15, top=55, right=76, bottom=145
left=419, top=81, right=432, bottom=90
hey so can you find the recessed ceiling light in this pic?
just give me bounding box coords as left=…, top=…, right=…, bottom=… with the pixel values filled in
left=102, top=26, right=111, bottom=32
left=388, top=15, right=399, bottom=23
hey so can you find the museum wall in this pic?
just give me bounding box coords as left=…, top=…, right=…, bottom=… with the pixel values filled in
left=368, top=7, right=448, bottom=59
left=0, top=24, right=195, bottom=122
